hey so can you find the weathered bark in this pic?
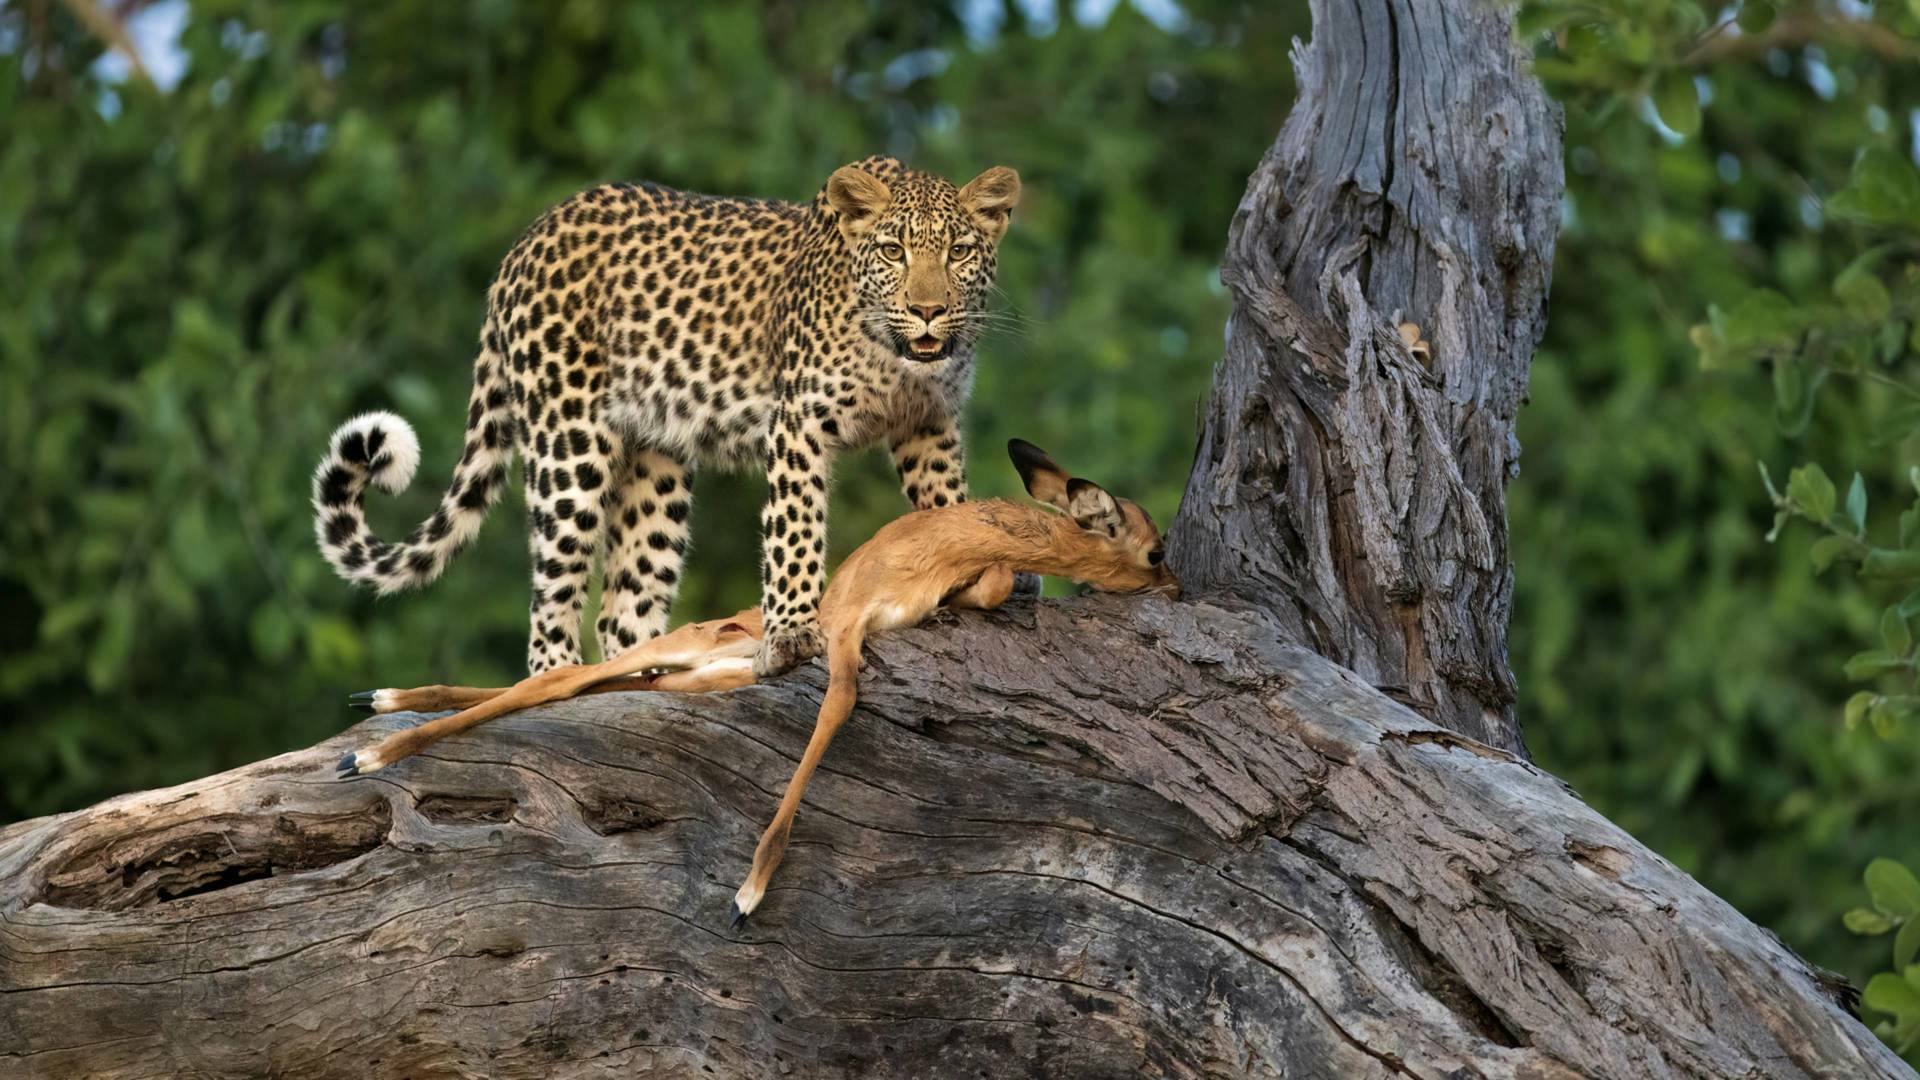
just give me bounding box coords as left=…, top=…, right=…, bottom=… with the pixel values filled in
left=3, top=1, right=1906, bottom=1078
left=0, top=598, right=1903, bottom=1078
left=1170, top=0, right=1561, bottom=754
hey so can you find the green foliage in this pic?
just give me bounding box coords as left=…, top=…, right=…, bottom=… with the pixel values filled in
left=1848, top=857, right=1920, bottom=1054
left=1515, top=0, right=1920, bottom=1059
left=1736, top=115, right=1920, bottom=1054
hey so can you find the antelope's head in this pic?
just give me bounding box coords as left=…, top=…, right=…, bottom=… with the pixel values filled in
left=1007, top=439, right=1177, bottom=597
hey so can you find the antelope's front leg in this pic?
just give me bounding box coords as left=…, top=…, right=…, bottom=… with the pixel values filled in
left=755, top=403, right=832, bottom=677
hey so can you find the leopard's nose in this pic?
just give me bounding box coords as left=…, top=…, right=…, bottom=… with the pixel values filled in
left=911, top=304, right=946, bottom=323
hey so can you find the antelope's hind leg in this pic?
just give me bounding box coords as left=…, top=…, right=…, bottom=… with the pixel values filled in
left=348, top=685, right=505, bottom=716
left=336, top=609, right=765, bottom=777
left=947, top=565, right=1016, bottom=612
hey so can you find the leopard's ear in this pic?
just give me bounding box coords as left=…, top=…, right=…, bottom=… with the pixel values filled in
left=958, top=166, right=1021, bottom=241
left=1064, top=478, right=1125, bottom=536
left=1008, top=438, right=1069, bottom=511
left=827, top=166, right=892, bottom=242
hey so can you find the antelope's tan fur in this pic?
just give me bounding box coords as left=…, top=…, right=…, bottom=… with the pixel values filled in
left=337, top=440, right=1175, bottom=925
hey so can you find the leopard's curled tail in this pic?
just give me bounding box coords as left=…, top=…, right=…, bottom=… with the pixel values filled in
left=311, top=342, right=514, bottom=595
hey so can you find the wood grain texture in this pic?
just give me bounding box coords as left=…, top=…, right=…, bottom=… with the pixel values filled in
left=0, top=597, right=1903, bottom=1078
left=1169, top=0, right=1563, bottom=753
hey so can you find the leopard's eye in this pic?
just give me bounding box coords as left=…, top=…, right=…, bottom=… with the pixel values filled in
left=877, top=242, right=905, bottom=262
left=950, top=242, right=976, bottom=261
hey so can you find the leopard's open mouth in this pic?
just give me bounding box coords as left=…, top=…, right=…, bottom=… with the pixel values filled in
left=908, top=335, right=946, bottom=359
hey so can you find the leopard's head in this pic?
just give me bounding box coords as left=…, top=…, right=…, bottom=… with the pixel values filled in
left=826, top=159, right=1021, bottom=363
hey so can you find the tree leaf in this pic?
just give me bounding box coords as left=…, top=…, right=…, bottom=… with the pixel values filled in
left=1713, top=289, right=1804, bottom=358
left=1865, top=972, right=1920, bottom=1018
left=1735, top=0, right=1774, bottom=34
left=1828, top=147, right=1920, bottom=229
left=1847, top=907, right=1896, bottom=934
left=1847, top=472, right=1867, bottom=533
left=1845, top=691, right=1878, bottom=730
left=1785, top=464, right=1836, bottom=523
left=39, top=597, right=98, bottom=641
left=1774, top=359, right=1821, bottom=436
left=1884, top=606, right=1912, bottom=656
left=1897, top=916, right=1920, bottom=969
left=1873, top=699, right=1903, bottom=737
left=1810, top=535, right=1855, bottom=572
left=1772, top=355, right=1804, bottom=417
left=1868, top=858, right=1920, bottom=918
left=1845, top=649, right=1904, bottom=680
left=1864, top=548, right=1920, bottom=581
left=1654, top=72, right=1701, bottom=137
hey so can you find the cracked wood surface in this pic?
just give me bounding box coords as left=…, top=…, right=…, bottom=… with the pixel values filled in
left=1169, top=0, right=1562, bottom=754
left=0, top=596, right=1903, bottom=1078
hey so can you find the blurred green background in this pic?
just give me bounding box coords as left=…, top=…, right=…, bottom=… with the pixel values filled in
left=3, top=0, right=1918, bottom=1036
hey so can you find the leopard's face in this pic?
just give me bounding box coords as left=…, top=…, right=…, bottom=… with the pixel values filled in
left=828, top=164, right=1022, bottom=364
left=852, top=200, right=999, bottom=362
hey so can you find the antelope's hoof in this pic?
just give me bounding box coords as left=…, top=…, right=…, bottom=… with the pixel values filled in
left=1011, top=571, right=1043, bottom=599
left=349, top=689, right=402, bottom=714
left=728, top=900, right=748, bottom=930
left=335, top=746, right=387, bottom=778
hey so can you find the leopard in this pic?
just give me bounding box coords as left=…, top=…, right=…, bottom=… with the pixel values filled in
left=310, top=156, right=1021, bottom=677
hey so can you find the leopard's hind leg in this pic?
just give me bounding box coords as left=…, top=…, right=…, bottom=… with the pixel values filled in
left=597, top=449, right=693, bottom=659
left=522, top=414, right=620, bottom=672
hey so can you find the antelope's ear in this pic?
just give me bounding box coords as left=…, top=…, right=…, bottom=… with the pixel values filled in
left=1064, top=478, right=1125, bottom=536
left=958, top=166, right=1021, bottom=241
left=1008, top=438, right=1069, bottom=510
left=826, top=166, right=892, bottom=242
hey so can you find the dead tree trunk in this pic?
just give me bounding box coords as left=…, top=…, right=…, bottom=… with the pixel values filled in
left=0, top=2, right=1906, bottom=1077
left=1169, top=0, right=1559, bottom=755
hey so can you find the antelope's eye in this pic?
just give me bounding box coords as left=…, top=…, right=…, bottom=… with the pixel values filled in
left=950, top=242, right=976, bottom=261
left=878, top=242, right=905, bottom=261
left=1147, top=549, right=1164, bottom=566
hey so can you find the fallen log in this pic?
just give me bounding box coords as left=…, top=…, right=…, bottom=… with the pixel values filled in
left=1, top=596, right=1902, bottom=1077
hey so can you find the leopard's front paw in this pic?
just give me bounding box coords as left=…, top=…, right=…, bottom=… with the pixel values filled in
left=755, top=620, right=825, bottom=678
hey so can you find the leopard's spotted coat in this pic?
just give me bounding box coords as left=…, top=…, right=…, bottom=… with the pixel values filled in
left=311, top=156, right=1020, bottom=675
